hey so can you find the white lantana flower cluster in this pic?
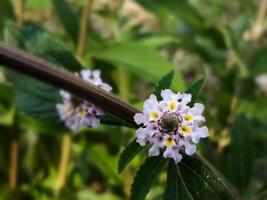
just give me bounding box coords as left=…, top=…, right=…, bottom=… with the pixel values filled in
left=56, top=70, right=112, bottom=133
left=134, top=89, right=208, bottom=163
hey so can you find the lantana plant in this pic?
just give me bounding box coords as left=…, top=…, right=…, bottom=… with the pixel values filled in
left=0, top=26, right=239, bottom=200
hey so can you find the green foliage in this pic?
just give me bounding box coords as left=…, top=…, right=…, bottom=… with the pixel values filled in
left=51, top=0, right=80, bottom=43
left=95, top=42, right=185, bottom=90
left=0, top=84, right=15, bottom=125
left=13, top=22, right=81, bottom=71
left=227, top=114, right=254, bottom=194
left=60, top=189, right=121, bottom=200
left=163, top=155, right=238, bottom=200
left=130, top=156, right=168, bottom=200
left=153, top=70, right=174, bottom=100
left=6, top=71, right=61, bottom=121
left=0, top=0, right=14, bottom=34
left=118, top=139, right=145, bottom=174
left=186, top=78, right=205, bottom=107
left=0, top=0, right=266, bottom=199
left=89, top=145, right=121, bottom=184
left=100, top=114, right=133, bottom=128
left=137, top=0, right=204, bottom=28
left=163, top=160, right=190, bottom=200
left=249, top=47, right=267, bottom=77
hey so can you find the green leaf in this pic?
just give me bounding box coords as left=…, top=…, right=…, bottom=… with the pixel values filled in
left=118, top=139, right=145, bottom=173
left=100, top=114, right=133, bottom=128
left=0, top=106, right=15, bottom=125
left=248, top=47, right=267, bottom=77
left=254, top=191, right=267, bottom=200
left=137, top=0, right=204, bottom=31
left=5, top=71, right=61, bottom=121
left=118, top=70, right=174, bottom=173
left=51, top=0, right=80, bottom=43
left=138, top=35, right=180, bottom=48
left=0, top=83, right=15, bottom=125
left=26, top=0, right=52, bottom=10
left=163, top=155, right=238, bottom=200
left=19, top=22, right=81, bottom=71
left=153, top=70, right=174, bottom=100
left=0, top=0, right=14, bottom=34
left=238, top=95, right=267, bottom=126
left=95, top=42, right=185, bottom=91
left=90, top=145, right=121, bottom=184
left=163, top=160, right=193, bottom=200
left=186, top=78, right=205, bottom=107
left=254, top=185, right=267, bottom=200
left=131, top=156, right=168, bottom=200
left=227, top=114, right=254, bottom=194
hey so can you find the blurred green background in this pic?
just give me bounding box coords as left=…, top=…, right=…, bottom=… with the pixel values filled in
left=0, top=0, right=267, bottom=199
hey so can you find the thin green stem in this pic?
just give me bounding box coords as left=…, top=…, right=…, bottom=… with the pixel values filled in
left=76, top=0, right=93, bottom=58
left=219, top=27, right=248, bottom=78
left=55, top=133, right=71, bottom=192
left=118, top=68, right=129, bottom=101
left=15, top=0, right=25, bottom=25
left=9, top=126, right=19, bottom=189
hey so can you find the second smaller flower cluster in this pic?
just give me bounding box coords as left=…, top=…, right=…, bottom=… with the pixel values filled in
left=56, top=70, right=112, bottom=133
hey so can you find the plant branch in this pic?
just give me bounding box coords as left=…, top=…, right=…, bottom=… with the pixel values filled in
left=0, top=43, right=139, bottom=127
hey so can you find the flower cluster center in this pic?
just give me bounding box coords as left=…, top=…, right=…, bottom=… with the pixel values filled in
left=159, top=112, right=180, bottom=134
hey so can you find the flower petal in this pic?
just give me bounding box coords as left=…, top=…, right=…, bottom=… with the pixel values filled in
left=149, top=144, right=160, bottom=156
left=191, top=103, right=204, bottom=114
left=134, top=113, right=147, bottom=125
left=163, top=146, right=182, bottom=163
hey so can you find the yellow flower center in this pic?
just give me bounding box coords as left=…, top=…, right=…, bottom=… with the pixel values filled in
left=65, top=106, right=73, bottom=116
left=150, top=111, right=159, bottom=120
left=165, top=137, right=175, bottom=147
left=183, top=115, right=193, bottom=122
left=180, top=125, right=191, bottom=135
left=78, top=107, right=86, bottom=118
left=168, top=101, right=177, bottom=111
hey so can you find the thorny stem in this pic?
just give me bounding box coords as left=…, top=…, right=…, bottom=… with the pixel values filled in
left=55, top=133, right=71, bottom=191
left=0, top=43, right=139, bottom=127
left=76, top=0, right=93, bottom=58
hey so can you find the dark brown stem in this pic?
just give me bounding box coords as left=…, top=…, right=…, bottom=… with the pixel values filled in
left=0, top=43, right=139, bottom=127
